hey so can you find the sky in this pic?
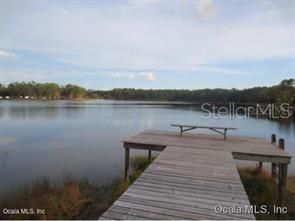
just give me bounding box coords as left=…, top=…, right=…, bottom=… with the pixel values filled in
left=0, top=0, right=294, bottom=90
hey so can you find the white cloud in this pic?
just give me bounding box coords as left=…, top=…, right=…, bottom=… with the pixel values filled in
left=112, top=72, right=155, bottom=81
left=0, top=49, right=16, bottom=59
left=139, top=72, right=155, bottom=81
left=196, top=0, right=216, bottom=18
left=0, top=0, right=294, bottom=78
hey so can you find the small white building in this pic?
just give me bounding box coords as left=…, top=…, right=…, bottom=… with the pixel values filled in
left=5, top=96, right=10, bottom=99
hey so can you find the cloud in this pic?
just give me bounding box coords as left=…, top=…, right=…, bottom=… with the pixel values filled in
left=1, top=0, right=293, bottom=70
left=139, top=72, right=156, bottom=81
left=0, top=49, right=16, bottom=59
left=196, top=0, right=216, bottom=18
left=0, top=0, right=294, bottom=88
left=112, top=72, right=155, bottom=81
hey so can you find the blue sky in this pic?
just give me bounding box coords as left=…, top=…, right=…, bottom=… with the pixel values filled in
left=0, top=0, right=294, bottom=90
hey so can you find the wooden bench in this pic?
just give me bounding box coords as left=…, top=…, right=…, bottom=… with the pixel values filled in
left=171, top=124, right=237, bottom=140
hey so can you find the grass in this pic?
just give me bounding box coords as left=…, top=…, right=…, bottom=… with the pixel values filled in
left=238, top=167, right=295, bottom=220
left=0, top=156, right=155, bottom=220
left=1, top=157, right=294, bottom=220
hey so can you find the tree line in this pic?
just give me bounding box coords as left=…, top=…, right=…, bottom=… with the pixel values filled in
left=0, top=82, right=98, bottom=99
left=96, top=79, right=295, bottom=106
left=0, top=79, right=294, bottom=106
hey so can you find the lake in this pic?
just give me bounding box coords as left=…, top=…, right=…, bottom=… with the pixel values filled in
left=0, top=100, right=294, bottom=196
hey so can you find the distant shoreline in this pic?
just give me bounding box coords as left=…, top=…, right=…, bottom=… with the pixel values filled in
left=1, top=79, right=294, bottom=105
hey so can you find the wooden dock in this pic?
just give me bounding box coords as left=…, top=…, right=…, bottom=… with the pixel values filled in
left=100, top=130, right=292, bottom=220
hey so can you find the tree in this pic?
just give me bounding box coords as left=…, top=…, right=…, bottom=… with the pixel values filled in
left=0, top=79, right=294, bottom=106
left=62, top=84, right=86, bottom=99
left=0, top=83, right=5, bottom=96
left=279, top=79, right=295, bottom=87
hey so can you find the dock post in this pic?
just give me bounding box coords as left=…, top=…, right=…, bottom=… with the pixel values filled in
left=125, top=147, right=130, bottom=181
left=271, top=134, right=276, bottom=143
left=258, top=161, right=263, bottom=172
left=271, top=134, right=277, bottom=179
left=148, top=149, right=152, bottom=163
left=277, top=138, right=287, bottom=207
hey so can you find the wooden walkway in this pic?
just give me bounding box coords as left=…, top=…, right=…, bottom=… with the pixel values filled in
left=100, top=130, right=292, bottom=220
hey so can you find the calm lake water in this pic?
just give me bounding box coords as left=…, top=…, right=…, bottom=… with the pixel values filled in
left=0, top=100, right=294, bottom=196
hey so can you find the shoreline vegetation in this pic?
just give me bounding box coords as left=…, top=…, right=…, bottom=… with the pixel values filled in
left=0, top=156, right=154, bottom=220
left=0, top=79, right=294, bottom=106
left=0, top=156, right=294, bottom=220
left=238, top=167, right=295, bottom=220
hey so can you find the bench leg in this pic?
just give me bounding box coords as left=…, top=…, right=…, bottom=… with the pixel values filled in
left=224, top=129, right=228, bottom=140
left=148, top=149, right=152, bottom=163
left=180, top=126, right=183, bottom=136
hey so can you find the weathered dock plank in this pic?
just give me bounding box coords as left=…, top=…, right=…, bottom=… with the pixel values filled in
left=100, top=130, right=292, bottom=220
left=101, top=146, right=255, bottom=219
left=124, top=130, right=291, bottom=162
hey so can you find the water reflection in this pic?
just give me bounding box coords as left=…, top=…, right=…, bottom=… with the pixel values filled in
left=0, top=101, right=88, bottom=120
left=0, top=100, right=294, bottom=196
left=0, top=145, right=9, bottom=168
